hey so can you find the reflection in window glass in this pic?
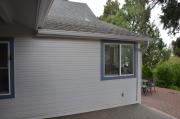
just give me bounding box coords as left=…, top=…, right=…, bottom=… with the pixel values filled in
left=0, top=43, right=9, bottom=94
left=105, top=44, right=119, bottom=76
left=0, top=69, right=9, bottom=94
left=121, top=45, right=133, bottom=75
left=0, top=44, right=8, bottom=67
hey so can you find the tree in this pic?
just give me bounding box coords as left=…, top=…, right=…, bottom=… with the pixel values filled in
left=98, top=0, right=120, bottom=23
left=148, top=0, right=180, bottom=35
left=111, top=0, right=171, bottom=69
left=160, top=1, right=180, bottom=35
left=141, top=22, right=171, bottom=68
left=111, top=0, right=151, bottom=35
left=172, top=37, right=180, bottom=57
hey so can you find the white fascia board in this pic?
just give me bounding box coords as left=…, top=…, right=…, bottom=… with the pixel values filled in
left=35, top=0, right=54, bottom=30
left=0, top=0, right=13, bottom=25
left=37, top=29, right=155, bottom=42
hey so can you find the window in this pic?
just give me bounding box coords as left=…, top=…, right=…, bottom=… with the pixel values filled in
left=101, top=40, right=136, bottom=80
left=0, top=38, right=14, bottom=99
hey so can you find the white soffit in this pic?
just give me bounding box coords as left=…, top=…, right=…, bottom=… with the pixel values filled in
left=0, top=0, right=53, bottom=31
left=0, top=0, right=13, bottom=25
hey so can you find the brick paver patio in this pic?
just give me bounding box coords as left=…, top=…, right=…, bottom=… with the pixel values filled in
left=142, top=87, right=180, bottom=119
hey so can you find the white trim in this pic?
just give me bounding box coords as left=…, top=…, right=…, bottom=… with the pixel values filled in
left=37, top=29, right=154, bottom=42
left=119, top=44, right=121, bottom=76
left=0, top=0, right=13, bottom=25
left=137, top=42, right=141, bottom=103
left=0, top=41, right=11, bottom=96
left=35, top=0, right=54, bottom=30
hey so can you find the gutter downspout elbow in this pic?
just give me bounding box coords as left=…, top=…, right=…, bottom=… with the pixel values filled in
left=140, top=41, right=149, bottom=52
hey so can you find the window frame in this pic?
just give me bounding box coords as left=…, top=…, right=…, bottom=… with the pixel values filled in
left=0, top=38, right=14, bottom=99
left=101, top=40, right=136, bottom=80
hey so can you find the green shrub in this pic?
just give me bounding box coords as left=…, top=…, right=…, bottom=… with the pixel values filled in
left=152, top=67, right=157, bottom=77
left=175, top=73, right=180, bottom=87
left=171, top=61, right=180, bottom=87
left=142, top=64, right=153, bottom=79
left=169, top=85, right=180, bottom=91
left=156, top=62, right=174, bottom=88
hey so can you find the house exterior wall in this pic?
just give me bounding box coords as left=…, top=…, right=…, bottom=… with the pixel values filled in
left=0, top=37, right=138, bottom=119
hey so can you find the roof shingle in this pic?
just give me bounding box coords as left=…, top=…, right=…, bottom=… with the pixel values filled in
left=42, top=0, right=152, bottom=40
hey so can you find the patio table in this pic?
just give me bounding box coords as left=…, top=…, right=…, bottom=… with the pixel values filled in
left=142, top=79, right=148, bottom=84
left=141, top=79, right=152, bottom=95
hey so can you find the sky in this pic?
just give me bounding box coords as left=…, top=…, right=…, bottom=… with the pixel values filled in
left=70, top=0, right=179, bottom=47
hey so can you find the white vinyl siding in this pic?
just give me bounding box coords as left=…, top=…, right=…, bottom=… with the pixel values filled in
left=0, top=37, right=137, bottom=119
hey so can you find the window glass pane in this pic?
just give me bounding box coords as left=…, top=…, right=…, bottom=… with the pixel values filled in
left=0, top=69, right=9, bottom=94
left=105, top=44, right=119, bottom=76
left=121, top=45, right=133, bottom=75
left=0, top=44, right=8, bottom=67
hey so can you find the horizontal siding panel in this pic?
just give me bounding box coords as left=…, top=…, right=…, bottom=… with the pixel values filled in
left=14, top=81, right=136, bottom=94
left=0, top=37, right=138, bottom=119
left=0, top=87, right=136, bottom=108
left=1, top=100, right=136, bottom=119
left=1, top=90, right=136, bottom=111
left=14, top=78, right=135, bottom=87
left=14, top=75, right=101, bottom=82
left=15, top=81, right=136, bottom=93
left=1, top=95, right=136, bottom=115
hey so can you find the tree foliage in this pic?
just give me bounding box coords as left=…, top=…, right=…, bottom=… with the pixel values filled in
left=112, top=0, right=151, bottom=34
left=172, top=37, right=180, bottom=57
left=147, top=0, right=180, bottom=35
left=156, top=62, right=174, bottom=88
left=160, top=0, right=180, bottom=35
left=98, top=0, right=120, bottom=23
left=142, top=64, right=153, bottom=79
left=110, top=0, right=170, bottom=69
left=98, top=0, right=171, bottom=69
left=140, top=22, right=171, bottom=68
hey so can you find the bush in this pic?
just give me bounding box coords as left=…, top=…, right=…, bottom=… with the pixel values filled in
left=156, top=62, right=174, bottom=88
left=169, top=85, right=180, bottom=91
left=171, top=61, right=180, bottom=87
left=142, top=64, right=153, bottom=79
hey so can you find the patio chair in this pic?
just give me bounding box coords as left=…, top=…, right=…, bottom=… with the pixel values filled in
left=141, top=79, right=152, bottom=96
left=151, top=77, right=157, bottom=92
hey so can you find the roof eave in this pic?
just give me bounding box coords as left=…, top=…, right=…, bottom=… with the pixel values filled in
left=35, top=0, right=54, bottom=31
left=36, top=29, right=154, bottom=42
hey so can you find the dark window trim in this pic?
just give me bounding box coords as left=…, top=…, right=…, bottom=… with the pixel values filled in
left=101, top=40, right=137, bottom=80
left=0, top=38, right=14, bottom=99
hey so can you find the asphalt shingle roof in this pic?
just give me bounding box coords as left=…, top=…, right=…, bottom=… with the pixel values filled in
left=42, top=0, right=151, bottom=40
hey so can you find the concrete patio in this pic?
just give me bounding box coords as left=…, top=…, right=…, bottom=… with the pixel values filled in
left=142, top=87, right=180, bottom=119
left=47, top=103, right=174, bottom=119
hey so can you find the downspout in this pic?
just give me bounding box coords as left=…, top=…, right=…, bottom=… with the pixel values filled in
left=140, top=41, right=149, bottom=51
left=138, top=41, right=149, bottom=103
